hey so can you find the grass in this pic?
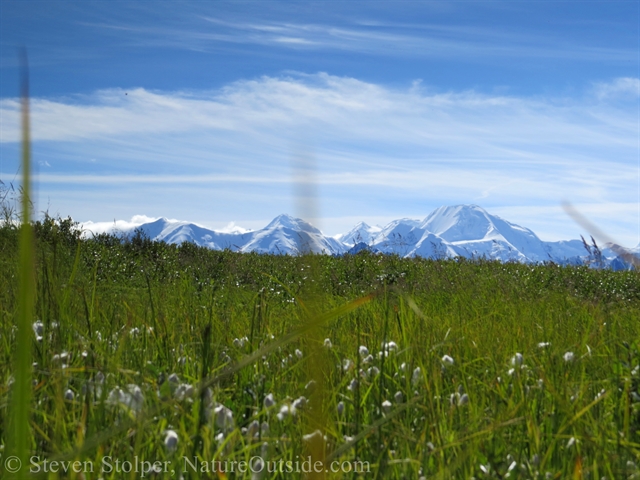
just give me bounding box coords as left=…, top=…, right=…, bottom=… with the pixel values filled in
left=1, top=220, right=640, bottom=478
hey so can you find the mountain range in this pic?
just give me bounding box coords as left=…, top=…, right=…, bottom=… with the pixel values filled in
left=86, top=205, right=640, bottom=269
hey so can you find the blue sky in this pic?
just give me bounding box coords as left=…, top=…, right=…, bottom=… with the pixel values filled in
left=1, top=1, right=639, bottom=245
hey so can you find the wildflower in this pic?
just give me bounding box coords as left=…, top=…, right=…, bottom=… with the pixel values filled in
left=292, top=396, right=307, bottom=412
left=382, top=341, right=398, bottom=352
left=277, top=405, right=291, bottom=421
left=164, top=429, right=178, bottom=452
left=441, top=355, right=454, bottom=366
left=167, top=373, right=180, bottom=387
left=32, top=321, right=43, bottom=341
left=52, top=352, right=70, bottom=364
left=174, top=383, right=194, bottom=401
left=247, top=420, right=260, bottom=437
left=107, top=384, right=144, bottom=414
left=302, top=430, right=324, bottom=443
left=510, top=353, right=524, bottom=367
left=214, top=404, right=234, bottom=431
left=264, top=393, right=275, bottom=408
left=563, top=351, right=575, bottom=362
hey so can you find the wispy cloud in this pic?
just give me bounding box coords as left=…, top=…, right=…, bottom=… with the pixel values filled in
left=80, top=13, right=637, bottom=63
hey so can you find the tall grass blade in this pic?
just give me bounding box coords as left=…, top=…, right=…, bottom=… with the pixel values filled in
left=563, top=201, right=639, bottom=268
left=7, top=49, right=34, bottom=480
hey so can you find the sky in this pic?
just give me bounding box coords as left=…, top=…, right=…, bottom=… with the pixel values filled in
left=1, top=1, right=639, bottom=245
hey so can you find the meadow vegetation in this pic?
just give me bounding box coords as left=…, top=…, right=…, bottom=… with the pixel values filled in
left=1, top=216, right=640, bottom=478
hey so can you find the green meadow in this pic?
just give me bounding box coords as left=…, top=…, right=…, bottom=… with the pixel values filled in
left=1, top=216, right=640, bottom=479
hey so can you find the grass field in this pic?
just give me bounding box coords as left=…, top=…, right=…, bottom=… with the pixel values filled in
left=1, top=217, right=640, bottom=479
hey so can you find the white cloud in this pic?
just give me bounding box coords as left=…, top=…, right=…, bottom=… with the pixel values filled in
left=81, top=215, right=160, bottom=236
left=593, top=77, right=640, bottom=100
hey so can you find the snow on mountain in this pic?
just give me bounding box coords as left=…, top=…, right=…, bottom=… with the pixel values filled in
left=416, top=205, right=549, bottom=262
left=370, top=218, right=423, bottom=255
left=240, top=214, right=346, bottom=255
left=132, top=218, right=248, bottom=251
left=85, top=206, right=638, bottom=267
left=336, top=221, right=382, bottom=247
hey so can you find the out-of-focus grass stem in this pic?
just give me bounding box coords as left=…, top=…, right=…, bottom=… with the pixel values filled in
left=8, top=49, right=34, bottom=480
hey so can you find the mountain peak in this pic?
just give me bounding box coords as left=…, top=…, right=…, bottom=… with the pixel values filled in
left=265, top=214, right=321, bottom=234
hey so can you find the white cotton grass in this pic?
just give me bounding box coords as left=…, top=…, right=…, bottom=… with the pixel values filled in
left=302, top=430, right=325, bottom=443
left=277, top=405, right=291, bottom=421
left=264, top=393, right=275, bottom=408
left=292, top=396, right=307, bottom=412
left=342, top=359, right=354, bottom=371
left=32, top=321, right=44, bottom=341
left=510, top=353, right=524, bottom=367
left=214, top=404, right=235, bottom=432
left=412, top=367, right=422, bottom=385
left=563, top=351, right=575, bottom=362
left=359, top=345, right=369, bottom=357
left=394, top=391, right=403, bottom=403
left=441, top=355, right=454, bottom=366
left=337, top=401, right=345, bottom=415
left=381, top=341, right=398, bottom=354
left=323, top=338, right=333, bottom=348
left=107, top=384, right=145, bottom=414
left=164, top=429, right=178, bottom=452
left=381, top=400, right=392, bottom=413
left=233, top=336, right=248, bottom=348
left=64, top=389, right=75, bottom=401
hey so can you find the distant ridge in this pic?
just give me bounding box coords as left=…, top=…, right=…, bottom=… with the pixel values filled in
left=83, top=205, right=640, bottom=269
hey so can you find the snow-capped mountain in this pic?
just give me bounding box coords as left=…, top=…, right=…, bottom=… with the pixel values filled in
left=83, top=205, right=639, bottom=268
left=239, top=214, right=346, bottom=255
left=336, top=222, right=382, bottom=247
